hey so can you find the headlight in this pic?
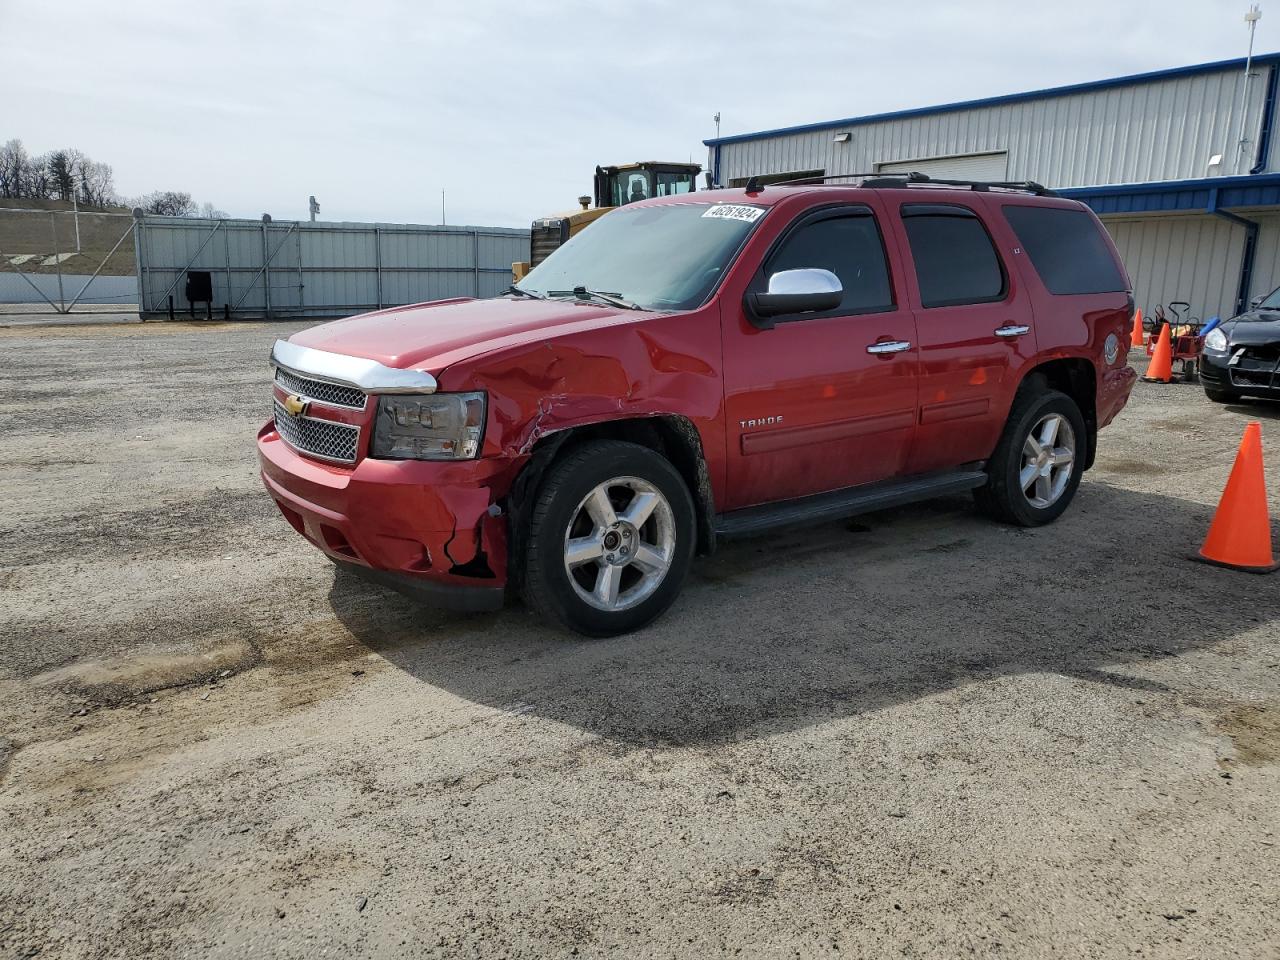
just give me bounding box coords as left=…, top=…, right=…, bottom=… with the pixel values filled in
left=371, top=392, right=486, bottom=460
left=1204, top=328, right=1228, bottom=353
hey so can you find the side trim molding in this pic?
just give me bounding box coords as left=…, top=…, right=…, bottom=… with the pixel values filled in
left=920, top=397, right=990, bottom=424
left=740, top=409, right=914, bottom=455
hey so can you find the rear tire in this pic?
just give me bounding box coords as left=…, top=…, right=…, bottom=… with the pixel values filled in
left=522, top=440, right=696, bottom=637
left=975, top=386, right=1087, bottom=527
left=1204, top=385, right=1239, bottom=404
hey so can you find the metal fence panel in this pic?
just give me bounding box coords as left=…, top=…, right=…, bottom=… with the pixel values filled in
left=136, top=216, right=529, bottom=319
left=0, top=271, right=136, bottom=305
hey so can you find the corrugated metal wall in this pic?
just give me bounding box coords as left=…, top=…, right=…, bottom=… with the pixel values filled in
left=877, top=151, right=1009, bottom=179
left=1103, top=214, right=1245, bottom=322
left=715, top=64, right=1273, bottom=188
left=136, top=217, right=530, bottom=318
left=1246, top=212, right=1280, bottom=302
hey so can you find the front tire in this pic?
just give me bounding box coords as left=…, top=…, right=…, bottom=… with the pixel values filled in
left=522, top=440, right=696, bottom=637
left=975, top=387, right=1087, bottom=527
left=1204, top=385, right=1239, bottom=404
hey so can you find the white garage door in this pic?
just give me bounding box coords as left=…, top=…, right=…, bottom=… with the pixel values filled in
left=876, top=151, right=1009, bottom=181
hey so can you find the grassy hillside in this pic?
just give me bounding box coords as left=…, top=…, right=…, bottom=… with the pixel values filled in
left=0, top=198, right=136, bottom=276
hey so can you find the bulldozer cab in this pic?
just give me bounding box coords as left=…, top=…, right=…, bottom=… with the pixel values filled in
left=593, top=162, right=701, bottom=208
left=512, top=161, right=702, bottom=283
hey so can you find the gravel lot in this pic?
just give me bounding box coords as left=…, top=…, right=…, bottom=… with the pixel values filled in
left=1, top=320, right=1278, bottom=959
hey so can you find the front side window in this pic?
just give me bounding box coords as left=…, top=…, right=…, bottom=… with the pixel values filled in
left=1001, top=204, right=1127, bottom=295
left=612, top=172, right=652, bottom=206
left=902, top=206, right=1006, bottom=308
left=517, top=202, right=764, bottom=311
left=764, top=212, right=894, bottom=316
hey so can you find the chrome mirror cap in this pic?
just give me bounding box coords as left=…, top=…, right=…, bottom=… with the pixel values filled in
left=766, top=268, right=843, bottom=296
left=270, top=339, right=438, bottom=395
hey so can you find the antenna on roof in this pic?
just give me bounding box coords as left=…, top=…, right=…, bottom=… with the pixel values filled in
left=745, top=176, right=763, bottom=193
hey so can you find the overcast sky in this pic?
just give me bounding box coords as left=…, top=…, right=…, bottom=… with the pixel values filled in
left=1, top=0, right=1270, bottom=227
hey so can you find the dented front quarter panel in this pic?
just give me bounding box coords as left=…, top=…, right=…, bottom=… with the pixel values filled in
left=437, top=306, right=728, bottom=506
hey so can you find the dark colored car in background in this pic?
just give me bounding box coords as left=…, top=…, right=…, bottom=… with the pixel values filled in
left=1201, top=287, right=1280, bottom=402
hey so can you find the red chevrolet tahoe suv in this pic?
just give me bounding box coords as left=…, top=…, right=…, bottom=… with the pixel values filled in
left=258, top=179, right=1136, bottom=636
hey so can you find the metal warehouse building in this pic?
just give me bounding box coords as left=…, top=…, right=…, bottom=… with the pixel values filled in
left=705, top=54, right=1280, bottom=324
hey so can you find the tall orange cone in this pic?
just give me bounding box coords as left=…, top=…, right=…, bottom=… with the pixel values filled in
left=1141, top=323, right=1173, bottom=382
left=1194, top=421, right=1279, bottom=574
left=1131, top=308, right=1145, bottom=348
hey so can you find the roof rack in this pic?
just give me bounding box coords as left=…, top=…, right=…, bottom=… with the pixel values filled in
left=762, top=171, right=1057, bottom=196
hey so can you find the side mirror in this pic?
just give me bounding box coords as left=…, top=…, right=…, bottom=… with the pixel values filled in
left=746, top=268, right=843, bottom=328
left=1251, top=294, right=1265, bottom=309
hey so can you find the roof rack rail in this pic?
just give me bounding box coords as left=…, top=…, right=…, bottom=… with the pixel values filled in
left=763, top=171, right=1057, bottom=196
left=767, top=171, right=901, bottom=187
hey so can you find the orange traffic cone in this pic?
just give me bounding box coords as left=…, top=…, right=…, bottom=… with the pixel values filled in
left=1193, top=421, right=1279, bottom=573
left=1131, top=308, right=1145, bottom=348
left=1141, top=323, right=1173, bottom=383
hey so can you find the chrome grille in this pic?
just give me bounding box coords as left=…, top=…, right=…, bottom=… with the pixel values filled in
left=273, top=401, right=360, bottom=463
left=274, top=366, right=366, bottom=409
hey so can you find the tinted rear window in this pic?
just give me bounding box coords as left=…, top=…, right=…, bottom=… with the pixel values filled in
left=901, top=207, right=1006, bottom=308
left=1002, top=205, right=1127, bottom=295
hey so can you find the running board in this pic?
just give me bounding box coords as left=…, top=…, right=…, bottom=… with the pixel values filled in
left=713, top=468, right=988, bottom=539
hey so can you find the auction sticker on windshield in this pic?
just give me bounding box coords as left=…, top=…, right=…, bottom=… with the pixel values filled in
left=702, top=204, right=766, bottom=223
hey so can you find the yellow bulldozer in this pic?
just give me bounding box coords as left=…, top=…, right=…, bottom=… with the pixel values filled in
left=512, top=161, right=702, bottom=282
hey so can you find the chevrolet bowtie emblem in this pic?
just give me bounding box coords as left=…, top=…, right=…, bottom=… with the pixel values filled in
left=282, top=394, right=308, bottom=417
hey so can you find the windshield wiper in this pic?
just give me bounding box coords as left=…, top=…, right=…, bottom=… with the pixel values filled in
left=507, top=285, right=543, bottom=299
left=547, top=286, right=642, bottom=310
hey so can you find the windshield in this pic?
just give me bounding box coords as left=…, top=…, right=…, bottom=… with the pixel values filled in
left=1257, top=285, right=1280, bottom=310
left=516, top=202, right=765, bottom=311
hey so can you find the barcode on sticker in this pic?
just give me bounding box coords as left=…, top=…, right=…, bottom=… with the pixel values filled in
left=702, top=204, right=765, bottom=223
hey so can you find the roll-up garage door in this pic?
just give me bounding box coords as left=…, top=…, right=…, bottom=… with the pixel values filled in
left=876, top=151, right=1009, bottom=180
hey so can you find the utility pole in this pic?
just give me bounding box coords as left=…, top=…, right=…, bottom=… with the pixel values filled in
left=714, top=111, right=721, bottom=141
left=308, top=195, right=320, bottom=222
left=71, top=189, right=81, bottom=254
left=1237, top=4, right=1263, bottom=173
left=441, top=188, right=447, bottom=226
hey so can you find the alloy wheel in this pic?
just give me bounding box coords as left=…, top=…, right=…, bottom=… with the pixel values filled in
left=563, top=476, right=676, bottom=612
left=1019, top=413, right=1076, bottom=509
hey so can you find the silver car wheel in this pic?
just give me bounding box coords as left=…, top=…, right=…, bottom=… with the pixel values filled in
left=1019, top=413, right=1076, bottom=509
left=563, top=476, right=676, bottom=613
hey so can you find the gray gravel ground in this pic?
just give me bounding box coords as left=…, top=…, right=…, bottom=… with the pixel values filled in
left=1, top=320, right=1278, bottom=959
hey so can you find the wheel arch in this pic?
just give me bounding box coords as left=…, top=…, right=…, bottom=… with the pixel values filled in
left=505, top=415, right=717, bottom=574
left=1016, top=357, right=1099, bottom=469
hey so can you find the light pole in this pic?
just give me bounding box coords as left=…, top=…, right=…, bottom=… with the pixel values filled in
left=1237, top=4, right=1263, bottom=173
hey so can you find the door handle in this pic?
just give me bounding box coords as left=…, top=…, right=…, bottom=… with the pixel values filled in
left=994, top=324, right=1031, bottom=338
left=866, top=340, right=912, bottom=355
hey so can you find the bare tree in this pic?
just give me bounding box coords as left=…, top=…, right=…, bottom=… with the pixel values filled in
left=137, top=190, right=196, bottom=216
left=0, top=139, right=33, bottom=198
left=76, top=158, right=116, bottom=207
left=197, top=201, right=228, bottom=219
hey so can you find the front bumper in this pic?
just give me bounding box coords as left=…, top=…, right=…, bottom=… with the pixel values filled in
left=1201, top=345, right=1280, bottom=395
left=257, top=422, right=514, bottom=609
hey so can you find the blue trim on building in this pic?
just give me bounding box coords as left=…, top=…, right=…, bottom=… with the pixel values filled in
left=1207, top=193, right=1261, bottom=315
left=703, top=53, right=1280, bottom=147
left=1058, top=173, right=1280, bottom=215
